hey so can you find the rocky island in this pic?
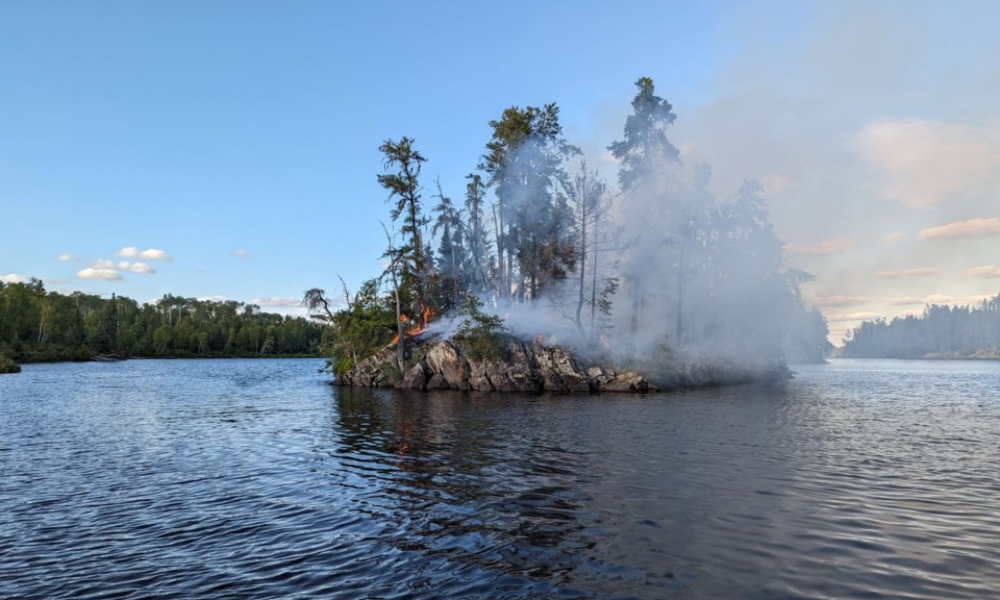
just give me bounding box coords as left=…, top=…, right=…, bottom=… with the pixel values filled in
left=334, top=333, right=790, bottom=393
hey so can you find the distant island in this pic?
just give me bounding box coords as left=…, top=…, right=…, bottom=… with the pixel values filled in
left=0, top=279, right=328, bottom=369
left=304, top=77, right=832, bottom=391
left=842, top=295, right=1000, bottom=359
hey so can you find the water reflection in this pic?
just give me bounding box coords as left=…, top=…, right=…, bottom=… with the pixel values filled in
left=4, top=360, right=1000, bottom=599
left=331, top=388, right=600, bottom=591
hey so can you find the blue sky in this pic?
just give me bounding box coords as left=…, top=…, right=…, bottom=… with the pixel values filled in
left=3, top=1, right=999, bottom=341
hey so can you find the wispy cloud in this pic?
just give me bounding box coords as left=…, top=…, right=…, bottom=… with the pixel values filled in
left=808, top=295, right=870, bottom=307
left=919, top=217, right=1000, bottom=240
left=115, top=246, right=172, bottom=261
left=1, top=273, right=25, bottom=284
left=882, top=232, right=902, bottom=244
left=854, top=119, right=997, bottom=208
left=826, top=311, right=881, bottom=322
left=57, top=253, right=73, bottom=262
left=887, top=294, right=950, bottom=306
left=233, top=249, right=249, bottom=258
left=964, top=265, right=1000, bottom=278
left=785, top=237, right=853, bottom=256
left=873, top=268, right=940, bottom=279
left=77, top=267, right=122, bottom=281
left=252, top=297, right=301, bottom=308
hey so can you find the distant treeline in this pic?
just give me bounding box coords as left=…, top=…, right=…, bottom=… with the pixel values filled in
left=0, top=279, right=329, bottom=363
left=842, top=294, right=1000, bottom=358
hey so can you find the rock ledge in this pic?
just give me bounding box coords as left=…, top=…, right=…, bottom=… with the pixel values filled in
left=334, top=337, right=657, bottom=393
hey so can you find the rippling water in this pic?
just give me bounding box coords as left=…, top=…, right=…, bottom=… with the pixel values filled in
left=2, top=358, right=1000, bottom=599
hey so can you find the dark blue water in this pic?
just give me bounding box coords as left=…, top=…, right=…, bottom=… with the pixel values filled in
left=2, top=358, right=999, bottom=599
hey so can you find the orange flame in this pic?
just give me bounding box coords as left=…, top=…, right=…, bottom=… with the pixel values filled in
left=389, top=306, right=435, bottom=345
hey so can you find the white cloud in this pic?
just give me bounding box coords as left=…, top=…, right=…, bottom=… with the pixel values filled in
left=252, top=297, right=301, bottom=308
left=128, top=262, right=155, bottom=274
left=882, top=233, right=902, bottom=244
left=115, top=246, right=171, bottom=261
left=919, top=217, right=1000, bottom=241
left=964, top=265, right=1000, bottom=278
left=854, top=119, right=998, bottom=208
left=77, top=267, right=122, bottom=281
left=57, top=253, right=73, bottom=262
left=139, top=248, right=170, bottom=261
left=785, top=237, right=853, bottom=256
left=1, top=273, right=25, bottom=284
left=93, top=259, right=118, bottom=270
left=233, top=249, right=249, bottom=258
left=873, top=268, right=940, bottom=279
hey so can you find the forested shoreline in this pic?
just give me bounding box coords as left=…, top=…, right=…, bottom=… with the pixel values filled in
left=307, top=77, right=832, bottom=382
left=0, top=279, right=329, bottom=366
left=842, top=294, right=1000, bottom=358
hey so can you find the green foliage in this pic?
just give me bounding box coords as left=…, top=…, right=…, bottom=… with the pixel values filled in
left=479, top=103, right=581, bottom=301
left=0, top=353, right=20, bottom=374
left=0, top=281, right=328, bottom=363
left=321, top=279, right=397, bottom=374
left=454, top=296, right=510, bottom=361
left=378, top=136, right=429, bottom=312
left=607, top=76, right=680, bottom=192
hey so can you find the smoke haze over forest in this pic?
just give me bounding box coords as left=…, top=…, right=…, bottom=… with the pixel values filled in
left=2, top=2, right=998, bottom=347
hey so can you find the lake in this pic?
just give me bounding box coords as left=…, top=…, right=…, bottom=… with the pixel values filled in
left=2, top=358, right=999, bottom=599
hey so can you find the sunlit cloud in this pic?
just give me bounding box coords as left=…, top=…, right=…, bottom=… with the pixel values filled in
left=1, top=273, right=25, bottom=284
left=919, top=217, right=1000, bottom=240
left=115, top=260, right=154, bottom=274
left=882, top=232, right=902, bottom=244
left=93, top=259, right=118, bottom=270
left=808, top=295, right=870, bottom=307
left=964, top=265, right=1000, bottom=278
left=887, top=294, right=960, bottom=306
left=873, top=268, right=939, bottom=279
left=57, top=253, right=73, bottom=262
left=77, top=267, right=121, bottom=281
left=785, top=237, right=853, bottom=256
left=826, top=311, right=881, bottom=322
left=115, top=246, right=172, bottom=261
left=140, top=248, right=170, bottom=261
left=198, top=295, right=228, bottom=303
left=854, top=119, right=997, bottom=208
left=233, top=249, right=249, bottom=258
left=128, top=262, right=155, bottom=274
